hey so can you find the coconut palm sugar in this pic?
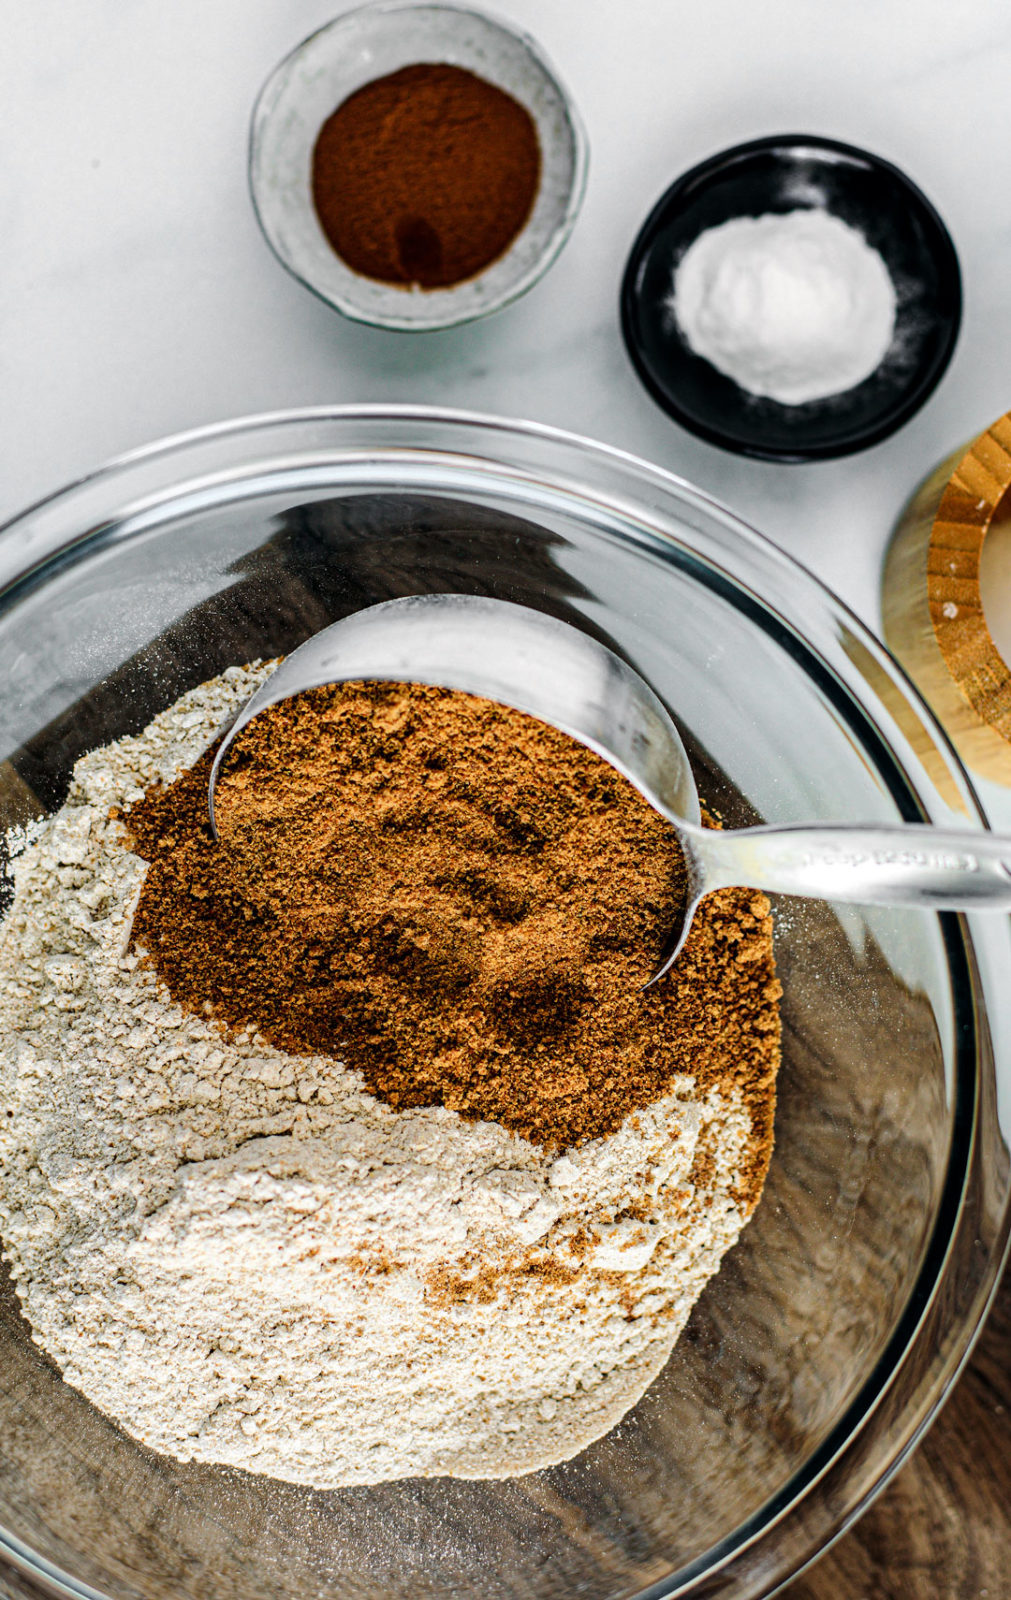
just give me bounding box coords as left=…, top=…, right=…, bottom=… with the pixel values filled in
left=311, top=64, right=541, bottom=288
left=125, top=680, right=780, bottom=1156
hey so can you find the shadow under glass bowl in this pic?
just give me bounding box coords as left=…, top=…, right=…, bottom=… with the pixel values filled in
left=621, top=134, right=962, bottom=461
left=249, top=1, right=588, bottom=331
left=0, top=407, right=1008, bottom=1600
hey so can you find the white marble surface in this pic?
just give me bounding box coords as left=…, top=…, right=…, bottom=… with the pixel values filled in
left=2, top=0, right=1010, bottom=676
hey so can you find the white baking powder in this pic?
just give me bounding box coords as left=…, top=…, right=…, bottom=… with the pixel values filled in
left=0, top=669, right=760, bottom=1487
left=671, top=209, right=896, bottom=405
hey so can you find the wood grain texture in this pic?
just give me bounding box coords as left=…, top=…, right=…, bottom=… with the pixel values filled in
left=882, top=415, right=1011, bottom=786
left=784, top=1258, right=1011, bottom=1600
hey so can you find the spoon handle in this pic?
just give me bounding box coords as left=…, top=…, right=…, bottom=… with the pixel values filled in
left=691, top=823, right=1011, bottom=911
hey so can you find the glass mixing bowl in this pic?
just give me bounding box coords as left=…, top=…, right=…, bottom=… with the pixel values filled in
left=0, top=408, right=1008, bottom=1600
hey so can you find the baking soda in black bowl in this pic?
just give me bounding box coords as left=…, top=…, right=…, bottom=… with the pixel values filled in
left=620, top=134, right=962, bottom=462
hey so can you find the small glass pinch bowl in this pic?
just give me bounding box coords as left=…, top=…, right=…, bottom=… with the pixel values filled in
left=249, top=0, right=588, bottom=331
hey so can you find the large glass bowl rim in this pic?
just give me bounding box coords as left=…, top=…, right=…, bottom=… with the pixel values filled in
left=0, top=405, right=1006, bottom=1600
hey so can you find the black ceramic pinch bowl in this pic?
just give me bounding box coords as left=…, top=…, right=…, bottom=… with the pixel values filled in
left=620, top=134, right=962, bottom=462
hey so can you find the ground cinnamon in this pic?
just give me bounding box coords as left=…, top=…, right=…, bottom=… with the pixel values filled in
left=311, top=64, right=541, bottom=288
left=125, top=682, right=780, bottom=1162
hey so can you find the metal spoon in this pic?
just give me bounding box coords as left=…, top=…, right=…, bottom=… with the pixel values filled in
left=208, top=593, right=1011, bottom=984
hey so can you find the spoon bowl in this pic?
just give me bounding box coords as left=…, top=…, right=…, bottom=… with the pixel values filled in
left=209, top=593, right=1011, bottom=981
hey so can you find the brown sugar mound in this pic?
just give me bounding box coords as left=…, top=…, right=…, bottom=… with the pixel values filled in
left=125, top=682, right=781, bottom=1159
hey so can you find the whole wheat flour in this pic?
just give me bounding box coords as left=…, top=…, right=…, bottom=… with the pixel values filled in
left=0, top=666, right=770, bottom=1487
